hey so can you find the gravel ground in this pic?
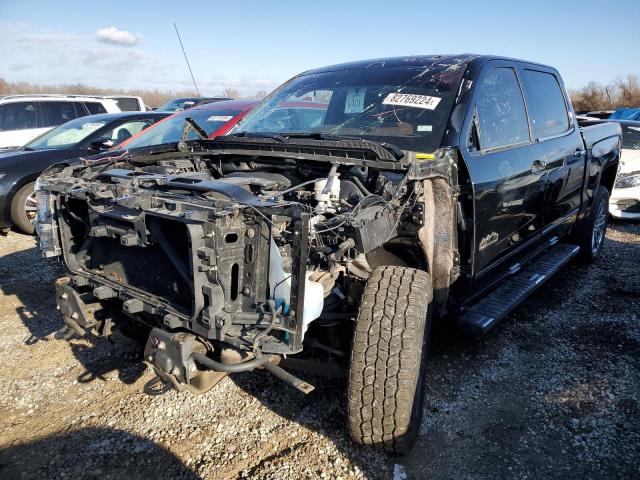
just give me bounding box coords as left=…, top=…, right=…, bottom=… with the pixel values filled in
left=0, top=221, right=638, bottom=479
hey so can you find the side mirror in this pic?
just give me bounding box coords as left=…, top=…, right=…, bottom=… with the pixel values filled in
left=89, top=139, right=115, bottom=151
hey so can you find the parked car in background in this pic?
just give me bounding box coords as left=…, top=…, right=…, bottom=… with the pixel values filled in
left=107, top=95, right=149, bottom=112
left=578, top=110, right=615, bottom=119
left=0, top=111, right=168, bottom=234
left=0, top=94, right=121, bottom=148
left=37, top=55, right=621, bottom=452
left=578, top=116, right=640, bottom=219
left=609, top=107, right=640, bottom=121
left=156, top=97, right=231, bottom=113
left=119, top=99, right=259, bottom=150
left=611, top=123, right=640, bottom=218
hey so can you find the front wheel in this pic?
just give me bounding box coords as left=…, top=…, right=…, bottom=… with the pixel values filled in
left=10, top=182, right=37, bottom=235
left=573, top=186, right=609, bottom=264
left=347, top=266, right=432, bottom=453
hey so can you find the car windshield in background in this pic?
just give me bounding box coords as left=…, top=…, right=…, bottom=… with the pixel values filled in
left=124, top=108, right=242, bottom=149
left=26, top=117, right=109, bottom=150
left=232, top=63, right=467, bottom=153
left=157, top=99, right=197, bottom=112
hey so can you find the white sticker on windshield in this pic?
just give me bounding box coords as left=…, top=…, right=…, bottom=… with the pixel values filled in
left=382, top=93, right=441, bottom=110
left=345, top=87, right=366, bottom=114
left=417, top=125, right=433, bottom=132
left=207, top=115, right=234, bottom=122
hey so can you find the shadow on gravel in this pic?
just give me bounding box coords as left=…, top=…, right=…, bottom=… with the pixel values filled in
left=0, top=242, right=147, bottom=386
left=0, top=427, right=200, bottom=479
left=0, top=244, right=64, bottom=344
left=68, top=335, right=147, bottom=385
left=229, top=364, right=391, bottom=478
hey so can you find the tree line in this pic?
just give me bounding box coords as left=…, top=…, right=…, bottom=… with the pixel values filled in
left=0, top=78, right=268, bottom=108
left=2, top=75, right=639, bottom=112
left=568, top=74, right=640, bottom=112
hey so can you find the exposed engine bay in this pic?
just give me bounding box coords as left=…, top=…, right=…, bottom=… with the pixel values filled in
left=36, top=139, right=458, bottom=392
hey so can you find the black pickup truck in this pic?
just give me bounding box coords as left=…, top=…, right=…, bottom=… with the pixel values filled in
left=36, top=55, right=621, bottom=452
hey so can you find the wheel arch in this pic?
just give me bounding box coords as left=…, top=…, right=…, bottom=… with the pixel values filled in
left=3, top=173, right=39, bottom=226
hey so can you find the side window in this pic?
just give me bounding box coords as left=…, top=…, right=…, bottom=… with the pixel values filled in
left=40, top=101, right=79, bottom=127
left=523, top=69, right=570, bottom=139
left=475, top=67, right=530, bottom=151
left=95, top=120, right=155, bottom=145
left=0, top=102, right=37, bottom=131
left=74, top=102, right=89, bottom=117
left=84, top=102, right=107, bottom=115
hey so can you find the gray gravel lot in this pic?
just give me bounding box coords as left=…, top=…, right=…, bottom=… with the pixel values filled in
left=0, top=221, right=638, bottom=479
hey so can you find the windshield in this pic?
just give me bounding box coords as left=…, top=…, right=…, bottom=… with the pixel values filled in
left=157, top=98, right=197, bottom=112
left=232, top=63, right=467, bottom=152
left=124, top=108, right=242, bottom=149
left=27, top=117, right=108, bottom=150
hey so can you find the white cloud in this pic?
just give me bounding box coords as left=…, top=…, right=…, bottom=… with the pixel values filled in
left=96, top=26, right=142, bottom=46
left=0, top=22, right=286, bottom=95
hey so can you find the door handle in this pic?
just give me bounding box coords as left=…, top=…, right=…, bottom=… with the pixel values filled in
left=531, top=159, right=547, bottom=174
left=566, top=149, right=586, bottom=164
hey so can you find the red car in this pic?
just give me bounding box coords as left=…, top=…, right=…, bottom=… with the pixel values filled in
left=119, top=99, right=259, bottom=149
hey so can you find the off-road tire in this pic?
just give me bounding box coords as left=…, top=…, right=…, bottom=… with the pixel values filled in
left=572, top=186, right=609, bottom=264
left=347, top=266, right=432, bottom=453
left=10, top=182, right=36, bottom=235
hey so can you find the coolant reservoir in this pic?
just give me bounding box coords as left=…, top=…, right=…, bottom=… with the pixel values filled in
left=269, top=238, right=324, bottom=336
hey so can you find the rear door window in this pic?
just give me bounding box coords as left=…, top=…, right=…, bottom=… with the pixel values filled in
left=112, top=98, right=140, bottom=111
left=40, top=101, right=80, bottom=127
left=523, top=69, right=570, bottom=139
left=74, top=102, right=89, bottom=117
left=0, top=102, right=38, bottom=131
left=84, top=102, right=107, bottom=115
left=475, top=67, right=530, bottom=151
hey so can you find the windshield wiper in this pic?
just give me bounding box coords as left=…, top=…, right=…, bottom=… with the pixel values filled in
left=231, top=132, right=287, bottom=143
left=281, top=132, right=345, bottom=141
left=181, top=117, right=208, bottom=140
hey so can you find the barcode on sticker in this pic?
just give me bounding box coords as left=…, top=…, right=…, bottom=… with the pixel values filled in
left=208, top=115, right=234, bottom=122
left=382, top=93, right=441, bottom=110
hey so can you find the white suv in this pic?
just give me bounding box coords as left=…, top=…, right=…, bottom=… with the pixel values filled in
left=0, top=95, right=121, bottom=148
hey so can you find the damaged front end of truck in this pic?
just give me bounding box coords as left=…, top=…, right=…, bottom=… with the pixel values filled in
left=36, top=56, right=469, bottom=396
left=35, top=137, right=459, bottom=393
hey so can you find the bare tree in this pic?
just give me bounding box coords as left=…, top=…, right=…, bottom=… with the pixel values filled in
left=254, top=90, right=269, bottom=99
left=569, top=74, right=640, bottom=112
left=223, top=88, right=240, bottom=99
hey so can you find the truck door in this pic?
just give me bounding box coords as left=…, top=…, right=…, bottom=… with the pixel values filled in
left=520, top=67, right=585, bottom=232
left=461, top=62, right=547, bottom=275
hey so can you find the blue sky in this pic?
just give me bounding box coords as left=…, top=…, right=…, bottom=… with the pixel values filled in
left=1, top=0, right=638, bottom=95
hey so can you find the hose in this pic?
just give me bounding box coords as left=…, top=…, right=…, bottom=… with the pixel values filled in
left=352, top=176, right=372, bottom=197
left=252, top=300, right=277, bottom=351
left=191, top=351, right=273, bottom=373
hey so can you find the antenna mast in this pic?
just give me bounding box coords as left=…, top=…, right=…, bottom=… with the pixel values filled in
left=173, top=22, right=200, bottom=96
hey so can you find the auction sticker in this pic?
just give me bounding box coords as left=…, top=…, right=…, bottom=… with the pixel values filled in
left=382, top=93, right=441, bottom=110
left=344, top=87, right=366, bottom=114
left=208, top=115, right=234, bottom=122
